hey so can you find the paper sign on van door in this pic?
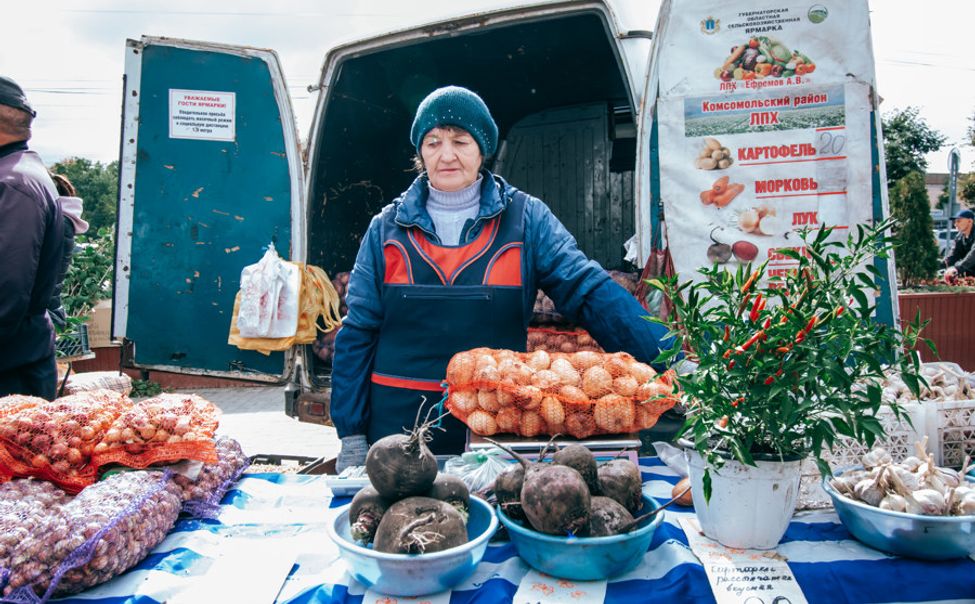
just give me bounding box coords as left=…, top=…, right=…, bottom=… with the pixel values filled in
left=169, top=89, right=236, bottom=142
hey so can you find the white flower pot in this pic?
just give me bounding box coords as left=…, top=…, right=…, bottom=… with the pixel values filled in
left=685, top=447, right=802, bottom=549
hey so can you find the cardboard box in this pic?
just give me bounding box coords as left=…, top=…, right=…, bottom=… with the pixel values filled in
left=86, top=299, right=116, bottom=349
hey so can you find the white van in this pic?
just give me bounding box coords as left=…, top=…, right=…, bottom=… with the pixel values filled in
left=113, top=0, right=891, bottom=425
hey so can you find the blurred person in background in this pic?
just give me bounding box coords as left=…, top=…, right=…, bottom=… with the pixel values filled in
left=48, top=173, right=89, bottom=329
left=944, top=208, right=975, bottom=283
left=0, top=75, right=64, bottom=399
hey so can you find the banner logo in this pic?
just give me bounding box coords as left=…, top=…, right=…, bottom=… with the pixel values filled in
left=700, top=16, right=720, bottom=34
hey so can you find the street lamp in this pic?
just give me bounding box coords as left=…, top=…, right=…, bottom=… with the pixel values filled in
left=946, top=147, right=961, bottom=245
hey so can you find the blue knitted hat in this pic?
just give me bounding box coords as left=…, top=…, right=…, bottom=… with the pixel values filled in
left=410, top=86, right=498, bottom=156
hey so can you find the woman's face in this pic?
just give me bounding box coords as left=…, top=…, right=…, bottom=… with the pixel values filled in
left=420, top=126, right=483, bottom=192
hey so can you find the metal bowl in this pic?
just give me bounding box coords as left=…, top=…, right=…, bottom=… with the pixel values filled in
left=497, top=494, right=663, bottom=580
left=822, top=467, right=975, bottom=560
left=326, top=495, right=498, bottom=596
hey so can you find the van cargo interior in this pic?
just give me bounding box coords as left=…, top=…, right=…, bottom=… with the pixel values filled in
left=307, top=10, right=637, bottom=380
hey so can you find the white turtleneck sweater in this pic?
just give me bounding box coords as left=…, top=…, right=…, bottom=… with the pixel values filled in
left=425, top=176, right=482, bottom=246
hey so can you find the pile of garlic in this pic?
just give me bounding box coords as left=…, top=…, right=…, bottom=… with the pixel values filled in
left=830, top=439, right=974, bottom=516
left=879, top=363, right=974, bottom=405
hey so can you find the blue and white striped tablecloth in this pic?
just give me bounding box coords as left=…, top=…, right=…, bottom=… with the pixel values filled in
left=50, top=458, right=975, bottom=603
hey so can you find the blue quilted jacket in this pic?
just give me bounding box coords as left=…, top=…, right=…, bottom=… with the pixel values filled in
left=330, top=171, right=675, bottom=437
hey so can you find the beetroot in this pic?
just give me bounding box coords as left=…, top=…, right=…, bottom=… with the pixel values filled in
left=597, top=459, right=643, bottom=514
left=488, top=439, right=590, bottom=536
left=365, top=413, right=440, bottom=500
left=493, top=463, right=526, bottom=521
left=552, top=443, right=599, bottom=495
left=373, top=496, right=467, bottom=554
left=349, top=485, right=391, bottom=543
left=589, top=496, right=634, bottom=537
left=426, top=473, right=471, bottom=520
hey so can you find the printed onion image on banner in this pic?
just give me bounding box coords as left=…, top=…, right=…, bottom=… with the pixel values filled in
left=657, top=81, right=873, bottom=287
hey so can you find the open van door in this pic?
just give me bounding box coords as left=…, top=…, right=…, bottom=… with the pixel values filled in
left=113, top=37, right=304, bottom=382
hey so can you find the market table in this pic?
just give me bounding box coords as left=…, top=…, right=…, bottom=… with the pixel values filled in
left=49, top=458, right=975, bottom=603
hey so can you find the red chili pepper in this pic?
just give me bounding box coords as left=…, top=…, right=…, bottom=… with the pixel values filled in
left=723, top=325, right=731, bottom=341
left=776, top=346, right=791, bottom=354
left=762, top=317, right=772, bottom=330
left=764, top=376, right=775, bottom=385
left=737, top=293, right=753, bottom=317
left=835, top=306, right=845, bottom=318
left=741, top=330, right=765, bottom=351
left=775, top=369, right=784, bottom=377
left=731, top=396, right=744, bottom=408
left=723, top=349, right=732, bottom=359
left=727, top=360, right=736, bottom=370
left=804, top=315, right=818, bottom=333
left=795, top=331, right=806, bottom=344
left=749, top=294, right=764, bottom=322
left=741, top=270, right=760, bottom=294
left=718, top=416, right=729, bottom=428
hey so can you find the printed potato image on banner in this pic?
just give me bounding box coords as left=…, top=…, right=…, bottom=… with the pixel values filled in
left=656, top=0, right=874, bottom=99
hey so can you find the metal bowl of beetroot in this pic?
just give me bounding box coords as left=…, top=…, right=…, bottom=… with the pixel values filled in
left=327, top=495, right=498, bottom=596
left=496, top=493, right=664, bottom=581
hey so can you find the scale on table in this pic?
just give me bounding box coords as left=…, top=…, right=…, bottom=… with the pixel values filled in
left=468, top=433, right=641, bottom=466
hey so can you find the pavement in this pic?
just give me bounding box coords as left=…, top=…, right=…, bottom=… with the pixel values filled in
left=180, top=386, right=341, bottom=463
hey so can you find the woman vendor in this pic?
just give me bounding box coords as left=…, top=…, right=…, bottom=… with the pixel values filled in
left=331, top=86, right=679, bottom=470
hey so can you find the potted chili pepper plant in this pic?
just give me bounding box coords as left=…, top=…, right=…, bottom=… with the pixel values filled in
left=647, top=220, right=928, bottom=549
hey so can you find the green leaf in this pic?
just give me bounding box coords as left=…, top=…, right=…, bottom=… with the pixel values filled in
left=703, top=470, right=713, bottom=503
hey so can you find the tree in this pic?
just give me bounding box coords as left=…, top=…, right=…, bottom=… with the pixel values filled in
left=890, top=171, right=940, bottom=286
left=962, top=173, right=975, bottom=207
left=882, top=107, right=946, bottom=187
left=49, top=158, right=119, bottom=232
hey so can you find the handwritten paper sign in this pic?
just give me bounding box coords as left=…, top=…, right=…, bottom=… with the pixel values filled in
left=360, top=589, right=452, bottom=604
left=512, top=569, right=607, bottom=604
left=679, top=517, right=808, bottom=604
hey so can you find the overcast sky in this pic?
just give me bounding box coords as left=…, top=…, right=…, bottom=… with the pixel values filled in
left=3, top=0, right=973, bottom=176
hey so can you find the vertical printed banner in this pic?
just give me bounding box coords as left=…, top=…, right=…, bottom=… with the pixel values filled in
left=653, top=0, right=877, bottom=286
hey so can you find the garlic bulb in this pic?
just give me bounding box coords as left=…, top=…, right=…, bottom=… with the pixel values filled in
left=879, top=493, right=908, bottom=512
left=862, top=448, right=892, bottom=469
left=854, top=474, right=886, bottom=507
left=911, top=489, right=947, bottom=516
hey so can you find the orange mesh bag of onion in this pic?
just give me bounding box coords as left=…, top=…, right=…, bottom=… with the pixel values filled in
left=91, top=393, right=221, bottom=471
left=444, top=347, right=677, bottom=438
left=0, top=390, right=132, bottom=493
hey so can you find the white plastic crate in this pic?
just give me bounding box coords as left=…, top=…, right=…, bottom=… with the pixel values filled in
left=925, top=399, right=975, bottom=469
left=797, top=402, right=926, bottom=510
left=821, top=402, right=927, bottom=468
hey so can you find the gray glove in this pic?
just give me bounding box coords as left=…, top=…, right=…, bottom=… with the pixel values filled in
left=336, top=434, right=368, bottom=474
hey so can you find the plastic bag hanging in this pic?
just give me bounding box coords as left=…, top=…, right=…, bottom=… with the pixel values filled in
left=236, top=243, right=301, bottom=338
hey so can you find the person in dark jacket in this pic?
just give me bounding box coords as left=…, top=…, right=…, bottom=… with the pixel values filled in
left=330, top=86, right=678, bottom=471
left=944, top=208, right=975, bottom=282
left=0, top=75, right=64, bottom=400
left=48, top=173, right=89, bottom=329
